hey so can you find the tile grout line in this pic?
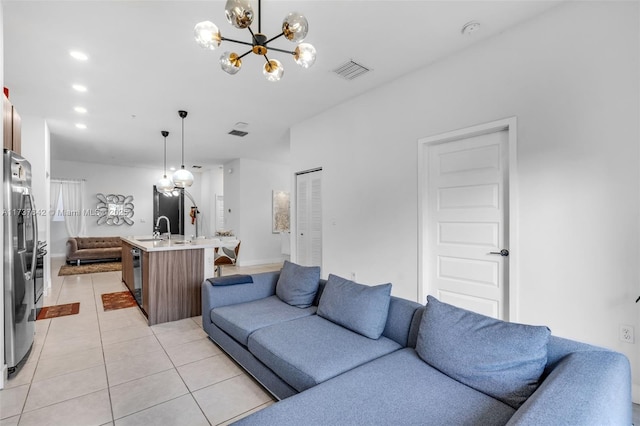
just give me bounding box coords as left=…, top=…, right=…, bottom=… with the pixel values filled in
left=22, top=275, right=109, bottom=417
left=93, top=273, right=117, bottom=425
left=16, top=274, right=67, bottom=420
left=7, top=262, right=281, bottom=424
left=152, top=325, right=214, bottom=426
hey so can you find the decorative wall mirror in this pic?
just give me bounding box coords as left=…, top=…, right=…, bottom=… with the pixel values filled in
left=96, top=193, right=135, bottom=225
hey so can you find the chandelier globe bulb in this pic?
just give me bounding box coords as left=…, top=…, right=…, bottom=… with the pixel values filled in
left=294, top=43, right=316, bottom=68
left=282, top=12, right=308, bottom=42
left=194, top=21, right=222, bottom=50
left=263, top=59, right=284, bottom=82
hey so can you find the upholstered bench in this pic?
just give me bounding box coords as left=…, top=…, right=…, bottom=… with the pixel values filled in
left=66, top=236, right=122, bottom=265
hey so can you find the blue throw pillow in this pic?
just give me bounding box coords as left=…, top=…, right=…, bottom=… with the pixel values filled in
left=275, top=261, right=321, bottom=308
left=317, top=274, right=392, bottom=339
left=416, top=296, right=550, bottom=409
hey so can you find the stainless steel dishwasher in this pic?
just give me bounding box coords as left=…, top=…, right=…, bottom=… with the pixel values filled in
left=131, top=248, right=143, bottom=309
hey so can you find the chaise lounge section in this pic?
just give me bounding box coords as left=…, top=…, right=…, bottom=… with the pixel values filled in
left=201, top=261, right=632, bottom=425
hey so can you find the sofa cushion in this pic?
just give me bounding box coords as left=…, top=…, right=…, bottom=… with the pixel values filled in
left=76, top=237, right=121, bottom=249
left=234, top=348, right=515, bottom=426
left=275, top=260, right=320, bottom=308
left=211, top=295, right=316, bottom=346
left=317, top=274, right=391, bottom=339
left=248, top=315, right=401, bottom=392
left=416, top=296, right=550, bottom=409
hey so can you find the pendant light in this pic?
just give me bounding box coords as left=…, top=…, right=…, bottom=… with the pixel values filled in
left=156, top=130, right=174, bottom=193
left=172, top=110, right=194, bottom=188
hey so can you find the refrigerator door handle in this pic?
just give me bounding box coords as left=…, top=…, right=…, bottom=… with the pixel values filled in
left=23, top=192, right=38, bottom=282
left=27, top=193, right=38, bottom=281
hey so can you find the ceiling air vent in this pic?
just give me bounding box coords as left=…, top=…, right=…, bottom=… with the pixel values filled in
left=228, top=129, right=248, bottom=137
left=332, top=60, right=371, bottom=80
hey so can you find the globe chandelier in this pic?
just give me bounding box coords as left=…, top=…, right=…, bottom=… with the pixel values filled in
left=194, top=0, right=316, bottom=82
left=156, top=130, right=175, bottom=193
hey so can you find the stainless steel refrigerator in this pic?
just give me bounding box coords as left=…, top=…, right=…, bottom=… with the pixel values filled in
left=3, top=149, right=39, bottom=376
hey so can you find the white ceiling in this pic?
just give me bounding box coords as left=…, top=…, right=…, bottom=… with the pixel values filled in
left=3, top=1, right=561, bottom=172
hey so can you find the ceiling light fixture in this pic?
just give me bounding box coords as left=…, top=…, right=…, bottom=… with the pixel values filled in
left=156, top=130, right=175, bottom=193
left=75, top=123, right=87, bottom=129
left=69, top=50, right=89, bottom=61
left=172, top=110, right=194, bottom=188
left=74, top=106, right=87, bottom=114
left=194, top=0, right=316, bottom=82
left=72, top=84, right=87, bottom=92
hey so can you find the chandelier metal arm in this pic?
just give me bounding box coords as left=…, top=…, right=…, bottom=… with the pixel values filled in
left=220, top=36, right=254, bottom=47
left=237, top=49, right=253, bottom=60
left=265, top=32, right=285, bottom=45
left=266, top=46, right=295, bottom=55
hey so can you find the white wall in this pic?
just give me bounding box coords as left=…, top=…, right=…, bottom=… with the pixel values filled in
left=223, top=158, right=290, bottom=266
left=291, top=1, right=640, bottom=395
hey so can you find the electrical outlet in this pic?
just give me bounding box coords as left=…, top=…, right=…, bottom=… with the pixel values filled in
left=620, top=325, right=635, bottom=343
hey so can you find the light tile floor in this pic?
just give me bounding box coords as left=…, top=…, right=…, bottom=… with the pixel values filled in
left=1, top=257, right=282, bottom=426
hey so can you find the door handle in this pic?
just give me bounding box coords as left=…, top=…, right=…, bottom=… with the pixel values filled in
left=489, top=249, right=509, bottom=257
left=29, top=193, right=39, bottom=282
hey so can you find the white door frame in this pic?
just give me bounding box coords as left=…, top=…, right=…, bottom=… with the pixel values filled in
left=417, top=117, right=519, bottom=320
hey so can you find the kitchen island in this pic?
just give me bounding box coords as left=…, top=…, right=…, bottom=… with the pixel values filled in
left=121, top=236, right=238, bottom=325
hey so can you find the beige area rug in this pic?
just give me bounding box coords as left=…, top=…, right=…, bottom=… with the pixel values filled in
left=58, top=261, right=122, bottom=276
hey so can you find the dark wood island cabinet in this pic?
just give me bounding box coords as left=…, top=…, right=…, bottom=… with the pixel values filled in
left=120, top=236, right=237, bottom=325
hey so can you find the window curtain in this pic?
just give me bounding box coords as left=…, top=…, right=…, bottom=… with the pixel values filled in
left=56, top=179, right=86, bottom=237
left=50, top=181, right=62, bottom=216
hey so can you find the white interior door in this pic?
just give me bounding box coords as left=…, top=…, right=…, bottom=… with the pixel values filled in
left=296, top=169, right=322, bottom=267
left=423, top=129, right=510, bottom=319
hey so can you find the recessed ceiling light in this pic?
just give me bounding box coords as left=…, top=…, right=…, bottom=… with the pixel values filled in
left=69, top=50, right=89, bottom=61
left=72, top=84, right=87, bottom=92
left=75, top=123, right=87, bottom=129
left=74, top=106, right=87, bottom=114
left=169, top=167, right=176, bottom=171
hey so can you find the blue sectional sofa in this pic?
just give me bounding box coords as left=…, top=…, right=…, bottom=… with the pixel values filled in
left=201, top=262, right=632, bottom=425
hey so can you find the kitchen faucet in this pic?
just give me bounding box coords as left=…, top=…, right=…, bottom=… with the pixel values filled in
left=155, top=216, right=171, bottom=240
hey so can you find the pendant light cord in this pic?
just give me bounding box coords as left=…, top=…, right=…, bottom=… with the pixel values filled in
left=163, top=135, right=167, bottom=177
left=181, top=116, right=185, bottom=169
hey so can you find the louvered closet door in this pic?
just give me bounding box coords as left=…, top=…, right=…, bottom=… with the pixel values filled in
left=296, top=169, right=322, bottom=267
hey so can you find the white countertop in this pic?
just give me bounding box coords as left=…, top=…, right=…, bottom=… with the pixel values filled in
left=121, top=235, right=239, bottom=252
